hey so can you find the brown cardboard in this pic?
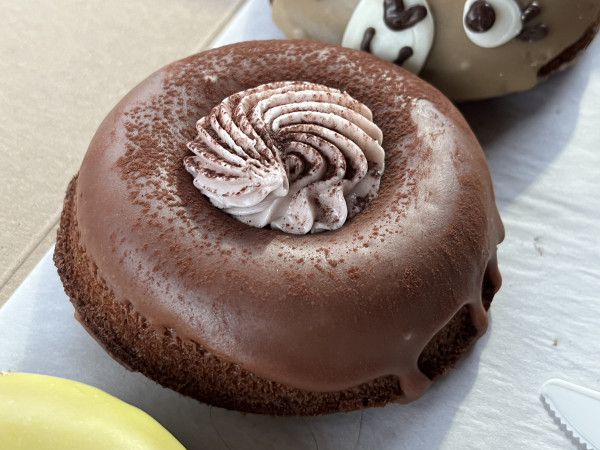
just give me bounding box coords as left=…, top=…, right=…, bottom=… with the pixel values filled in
left=0, top=0, right=244, bottom=307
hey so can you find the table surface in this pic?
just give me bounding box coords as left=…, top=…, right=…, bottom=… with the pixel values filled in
left=2, top=1, right=600, bottom=449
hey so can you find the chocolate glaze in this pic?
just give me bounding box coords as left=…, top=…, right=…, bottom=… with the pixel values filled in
left=517, top=1, right=547, bottom=42
left=59, top=40, right=503, bottom=403
left=394, top=46, right=414, bottom=65
left=383, top=0, right=428, bottom=31
left=517, top=23, right=548, bottom=42
left=360, top=27, right=414, bottom=67
left=521, top=1, right=541, bottom=24
left=360, top=27, right=376, bottom=52
left=465, top=1, right=496, bottom=33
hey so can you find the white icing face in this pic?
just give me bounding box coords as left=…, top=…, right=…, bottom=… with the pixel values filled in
left=342, top=0, right=434, bottom=74
left=341, top=0, right=544, bottom=75
left=463, top=0, right=523, bottom=48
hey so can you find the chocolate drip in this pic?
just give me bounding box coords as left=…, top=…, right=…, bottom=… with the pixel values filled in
left=361, top=27, right=376, bottom=52
left=359, top=27, right=413, bottom=67
left=521, top=1, right=541, bottom=24
left=465, top=1, right=496, bottom=33
left=383, top=0, right=427, bottom=31
left=517, top=23, right=548, bottom=42
left=518, top=1, right=547, bottom=42
left=394, top=46, right=414, bottom=66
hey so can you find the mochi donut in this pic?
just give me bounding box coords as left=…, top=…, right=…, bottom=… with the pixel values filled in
left=272, top=0, right=600, bottom=101
left=54, top=39, right=504, bottom=416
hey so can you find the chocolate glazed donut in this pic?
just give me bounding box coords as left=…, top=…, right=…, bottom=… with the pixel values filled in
left=54, top=40, right=504, bottom=415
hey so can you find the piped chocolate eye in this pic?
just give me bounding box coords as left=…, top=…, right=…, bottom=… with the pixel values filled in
left=463, top=0, right=522, bottom=48
left=466, top=1, right=496, bottom=32
left=517, top=1, right=548, bottom=42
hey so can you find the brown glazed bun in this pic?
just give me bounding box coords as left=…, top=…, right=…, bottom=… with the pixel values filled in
left=54, top=39, right=504, bottom=415
left=272, top=0, right=600, bottom=101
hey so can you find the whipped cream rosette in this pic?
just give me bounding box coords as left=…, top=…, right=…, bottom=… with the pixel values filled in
left=184, top=81, right=385, bottom=234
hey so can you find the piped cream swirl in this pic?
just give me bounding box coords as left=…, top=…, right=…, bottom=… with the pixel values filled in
left=184, top=81, right=385, bottom=234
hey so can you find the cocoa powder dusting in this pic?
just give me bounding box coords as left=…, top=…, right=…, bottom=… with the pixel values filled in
left=60, top=40, right=503, bottom=409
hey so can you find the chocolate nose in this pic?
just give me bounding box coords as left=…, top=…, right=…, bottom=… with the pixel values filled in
left=466, top=0, right=496, bottom=32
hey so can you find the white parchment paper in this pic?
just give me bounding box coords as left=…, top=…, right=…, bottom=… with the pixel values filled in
left=1, top=1, right=599, bottom=448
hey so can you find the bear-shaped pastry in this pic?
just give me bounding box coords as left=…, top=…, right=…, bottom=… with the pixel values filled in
left=272, top=0, right=600, bottom=101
